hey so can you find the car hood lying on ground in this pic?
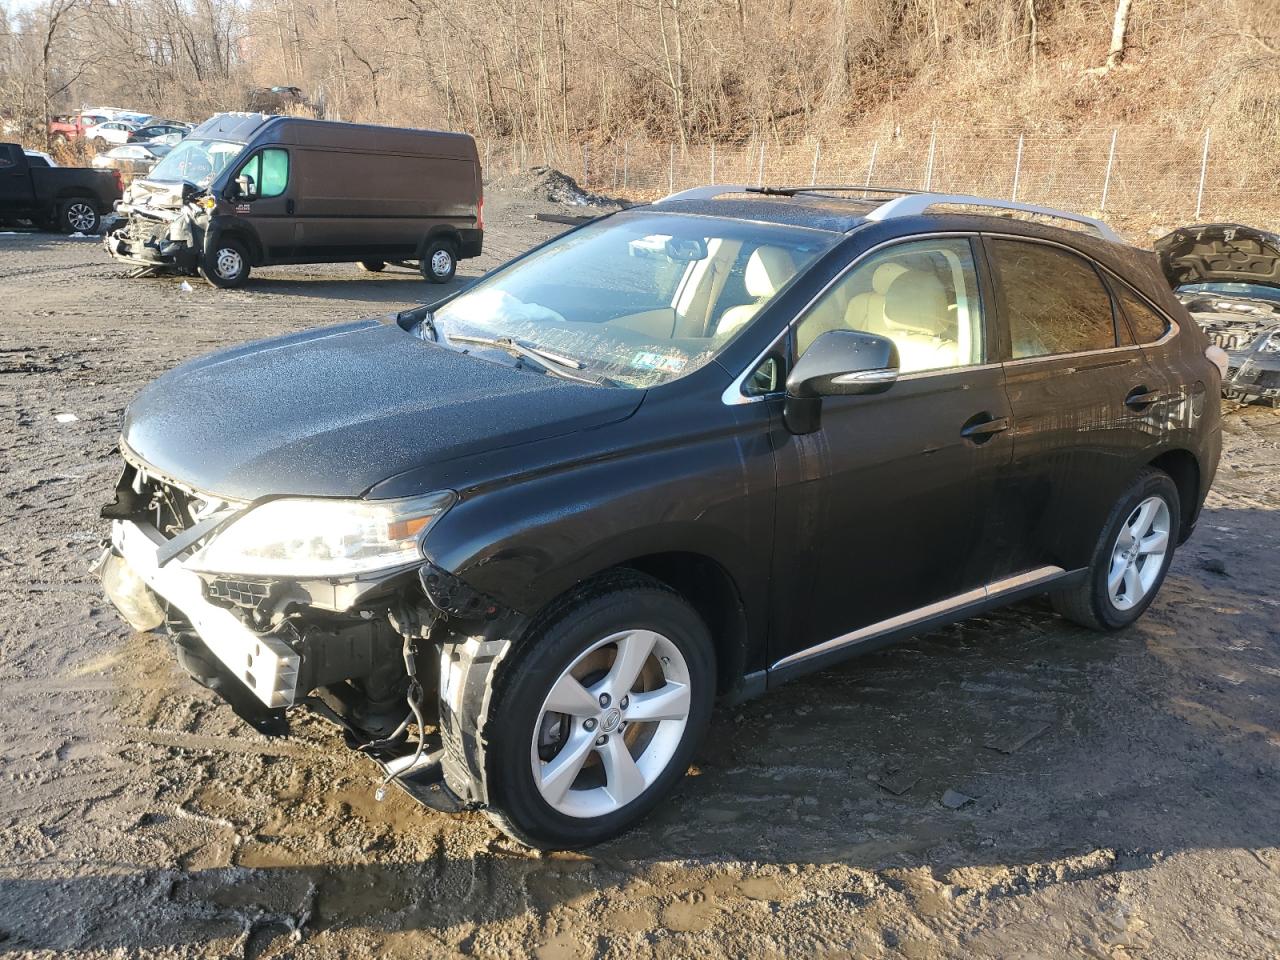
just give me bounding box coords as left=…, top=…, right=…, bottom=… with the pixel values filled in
left=1154, top=223, right=1280, bottom=290
left=121, top=319, right=644, bottom=501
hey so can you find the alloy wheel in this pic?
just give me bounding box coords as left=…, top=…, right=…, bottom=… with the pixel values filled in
left=530, top=629, right=691, bottom=819
left=1107, top=495, right=1171, bottom=611
left=67, top=203, right=96, bottom=232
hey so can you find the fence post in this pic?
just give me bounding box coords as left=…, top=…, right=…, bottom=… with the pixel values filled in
left=582, top=144, right=589, bottom=186
left=923, top=121, right=937, bottom=191
left=623, top=140, right=629, bottom=191
left=1099, top=128, right=1118, bottom=211
left=863, top=140, right=879, bottom=197
left=811, top=142, right=820, bottom=185
left=668, top=143, right=675, bottom=193
left=1195, top=128, right=1211, bottom=219
left=710, top=142, right=716, bottom=184
left=756, top=140, right=766, bottom=186
left=1011, top=133, right=1024, bottom=201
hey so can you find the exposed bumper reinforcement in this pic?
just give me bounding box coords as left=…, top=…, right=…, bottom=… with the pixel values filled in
left=108, top=518, right=301, bottom=707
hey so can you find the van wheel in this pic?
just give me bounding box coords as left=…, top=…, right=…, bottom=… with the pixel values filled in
left=421, top=239, right=457, bottom=283
left=198, top=238, right=251, bottom=288
left=1050, top=468, right=1180, bottom=631
left=59, top=199, right=99, bottom=234
left=483, top=573, right=715, bottom=849
left=358, top=260, right=386, bottom=273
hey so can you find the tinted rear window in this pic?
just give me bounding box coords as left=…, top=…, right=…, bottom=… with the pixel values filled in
left=989, top=239, right=1118, bottom=359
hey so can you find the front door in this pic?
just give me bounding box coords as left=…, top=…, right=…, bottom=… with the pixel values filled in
left=229, top=147, right=294, bottom=261
left=981, top=236, right=1170, bottom=578
left=769, top=236, right=1013, bottom=670
left=0, top=146, right=34, bottom=212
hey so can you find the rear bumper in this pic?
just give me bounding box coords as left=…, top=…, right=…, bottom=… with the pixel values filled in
left=105, top=518, right=301, bottom=707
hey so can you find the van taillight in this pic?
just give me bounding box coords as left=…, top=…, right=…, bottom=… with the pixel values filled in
left=477, top=195, right=484, bottom=232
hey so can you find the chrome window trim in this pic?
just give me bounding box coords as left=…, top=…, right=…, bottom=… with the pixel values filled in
left=721, top=231, right=984, bottom=405
left=771, top=565, right=1067, bottom=671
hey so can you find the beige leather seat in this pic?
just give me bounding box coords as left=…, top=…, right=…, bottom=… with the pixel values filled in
left=844, top=261, right=909, bottom=336
left=714, top=246, right=798, bottom=339
left=880, top=269, right=960, bottom=372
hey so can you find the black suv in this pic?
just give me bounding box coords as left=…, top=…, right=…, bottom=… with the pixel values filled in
left=98, top=185, right=1223, bottom=848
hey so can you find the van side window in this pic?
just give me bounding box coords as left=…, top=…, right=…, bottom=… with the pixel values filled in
left=988, top=240, right=1118, bottom=359
left=238, top=149, right=289, bottom=199
left=1114, top=284, right=1170, bottom=344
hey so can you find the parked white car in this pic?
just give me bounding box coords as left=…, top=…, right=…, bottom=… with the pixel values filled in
left=86, top=120, right=138, bottom=149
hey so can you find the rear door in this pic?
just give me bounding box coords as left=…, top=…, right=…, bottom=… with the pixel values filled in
left=769, top=235, right=1014, bottom=670
left=982, top=236, right=1168, bottom=577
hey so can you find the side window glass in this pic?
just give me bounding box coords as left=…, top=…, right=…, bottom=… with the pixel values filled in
left=795, top=237, right=985, bottom=374
left=988, top=240, right=1118, bottom=359
left=0, top=153, right=13, bottom=170
left=743, top=356, right=781, bottom=396
left=1115, top=284, right=1170, bottom=344
left=238, top=153, right=261, bottom=196
left=259, top=148, right=289, bottom=198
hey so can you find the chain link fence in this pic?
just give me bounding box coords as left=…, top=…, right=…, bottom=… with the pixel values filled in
left=485, top=125, right=1273, bottom=242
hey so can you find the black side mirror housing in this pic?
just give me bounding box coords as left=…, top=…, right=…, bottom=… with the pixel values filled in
left=783, top=330, right=900, bottom=435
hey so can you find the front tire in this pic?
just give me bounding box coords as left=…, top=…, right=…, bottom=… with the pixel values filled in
left=420, top=239, right=457, bottom=283
left=1050, top=468, right=1180, bottom=631
left=198, top=237, right=251, bottom=288
left=484, top=573, right=715, bottom=849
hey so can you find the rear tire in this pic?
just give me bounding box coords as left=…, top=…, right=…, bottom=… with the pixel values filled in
left=358, top=260, right=386, bottom=272
left=1050, top=468, right=1180, bottom=631
left=483, top=572, right=715, bottom=849
left=420, top=239, right=457, bottom=283
left=58, top=199, right=99, bottom=234
left=198, top=237, right=251, bottom=288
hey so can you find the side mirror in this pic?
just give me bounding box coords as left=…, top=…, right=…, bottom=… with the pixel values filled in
left=236, top=174, right=255, bottom=199
left=783, top=330, right=899, bottom=435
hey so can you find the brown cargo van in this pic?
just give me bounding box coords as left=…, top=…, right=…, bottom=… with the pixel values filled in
left=103, top=113, right=483, bottom=287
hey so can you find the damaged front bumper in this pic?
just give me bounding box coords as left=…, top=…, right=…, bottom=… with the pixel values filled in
left=105, top=517, right=301, bottom=706
left=103, top=203, right=204, bottom=272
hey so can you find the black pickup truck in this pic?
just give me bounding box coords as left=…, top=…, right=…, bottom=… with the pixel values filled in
left=0, top=143, right=122, bottom=233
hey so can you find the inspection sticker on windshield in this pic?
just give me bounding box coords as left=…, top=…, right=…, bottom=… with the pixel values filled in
left=631, top=351, right=686, bottom=373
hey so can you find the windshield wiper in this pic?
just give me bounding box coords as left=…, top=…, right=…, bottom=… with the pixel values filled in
left=446, top=333, right=616, bottom=386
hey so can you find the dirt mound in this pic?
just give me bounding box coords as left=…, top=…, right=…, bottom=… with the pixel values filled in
left=488, top=166, right=624, bottom=208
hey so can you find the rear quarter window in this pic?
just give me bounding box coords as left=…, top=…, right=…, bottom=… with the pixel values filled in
left=1114, top=284, right=1171, bottom=344
left=988, top=239, right=1119, bottom=359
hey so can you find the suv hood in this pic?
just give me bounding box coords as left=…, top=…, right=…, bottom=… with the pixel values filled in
left=1154, top=223, right=1280, bottom=290
left=122, top=319, right=643, bottom=501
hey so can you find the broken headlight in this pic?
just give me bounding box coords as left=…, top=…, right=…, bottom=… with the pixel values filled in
left=1261, top=331, right=1280, bottom=353
left=186, top=492, right=455, bottom=578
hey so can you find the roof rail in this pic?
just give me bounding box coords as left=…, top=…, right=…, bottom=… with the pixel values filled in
left=656, top=184, right=1121, bottom=243
left=864, top=192, right=1121, bottom=242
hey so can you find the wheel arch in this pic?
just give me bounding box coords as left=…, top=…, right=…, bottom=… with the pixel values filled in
left=1148, top=448, right=1200, bottom=542
left=209, top=224, right=263, bottom=265
left=417, top=224, right=462, bottom=258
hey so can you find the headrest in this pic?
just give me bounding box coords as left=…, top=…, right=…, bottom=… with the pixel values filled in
left=883, top=270, right=949, bottom=336
left=871, top=261, right=909, bottom=295
left=745, top=246, right=797, bottom=298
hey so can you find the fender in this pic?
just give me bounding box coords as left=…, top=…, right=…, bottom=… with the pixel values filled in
left=205, top=217, right=264, bottom=265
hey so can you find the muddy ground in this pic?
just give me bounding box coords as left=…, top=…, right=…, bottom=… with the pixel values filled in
left=1, top=187, right=1278, bottom=959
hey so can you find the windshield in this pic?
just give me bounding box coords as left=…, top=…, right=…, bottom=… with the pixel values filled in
left=434, top=212, right=836, bottom=388
left=1178, top=282, right=1280, bottom=307
left=147, top=138, right=243, bottom=187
